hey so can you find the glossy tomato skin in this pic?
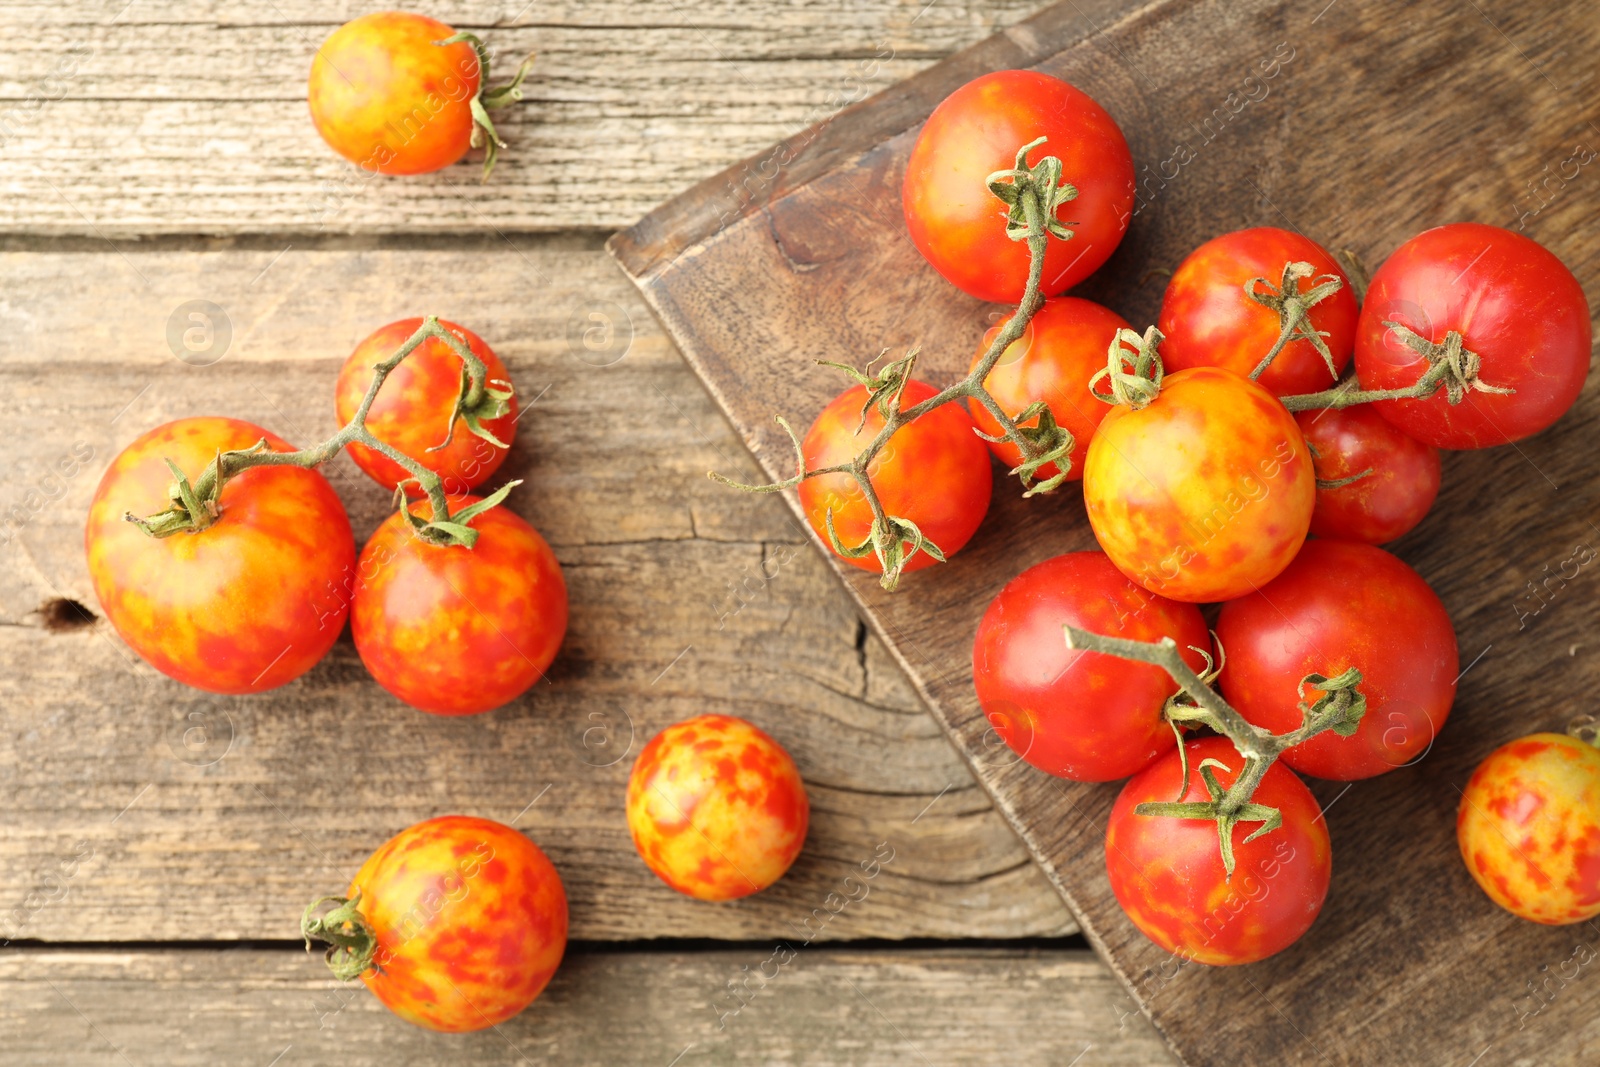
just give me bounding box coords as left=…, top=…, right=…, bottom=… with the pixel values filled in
left=1295, top=406, right=1440, bottom=544
left=903, top=70, right=1136, bottom=303
left=1354, top=223, right=1591, bottom=449
left=309, top=13, right=481, bottom=175
left=351, top=815, right=567, bottom=1032
left=1082, top=367, right=1316, bottom=603
left=1217, top=540, right=1458, bottom=780
left=626, top=715, right=809, bottom=901
left=966, top=297, right=1131, bottom=481
left=1158, top=227, right=1358, bottom=397
left=85, top=417, right=355, bottom=694
left=797, top=380, right=992, bottom=576
left=1458, top=734, right=1600, bottom=924
left=1106, top=737, right=1332, bottom=966
left=972, top=552, right=1210, bottom=781
left=352, top=498, right=566, bottom=715
left=335, top=318, right=519, bottom=494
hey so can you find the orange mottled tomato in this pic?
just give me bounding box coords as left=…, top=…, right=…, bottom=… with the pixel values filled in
left=334, top=318, right=518, bottom=495
left=349, top=816, right=567, bottom=1031
left=1106, top=737, right=1332, bottom=966
left=1458, top=733, right=1600, bottom=925
left=352, top=497, right=566, bottom=715
left=1295, top=405, right=1440, bottom=545
left=1082, top=366, right=1315, bottom=603
left=626, top=714, right=809, bottom=901
left=85, top=417, right=355, bottom=694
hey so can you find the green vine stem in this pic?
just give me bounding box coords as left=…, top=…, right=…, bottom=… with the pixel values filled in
left=302, top=892, right=380, bottom=981
left=435, top=32, right=537, bottom=180
left=1280, top=322, right=1513, bottom=412
left=1244, top=261, right=1345, bottom=382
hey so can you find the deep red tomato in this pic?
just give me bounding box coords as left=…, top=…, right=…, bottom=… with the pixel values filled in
left=1458, top=733, right=1600, bottom=925
left=1216, top=539, right=1458, bottom=780
left=1158, top=227, right=1359, bottom=397
left=352, top=497, right=566, bottom=715
left=1082, top=366, right=1316, bottom=603
left=972, top=551, right=1210, bottom=781
left=626, top=714, right=809, bottom=901
left=1294, top=405, right=1440, bottom=544
left=334, top=318, right=518, bottom=495
left=85, top=417, right=355, bottom=694
left=966, top=297, right=1131, bottom=482
left=903, top=70, right=1135, bottom=303
left=1354, top=223, right=1591, bottom=449
left=1105, top=736, right=1332, bottom=966
left=797, top=380, right=992, bottom=576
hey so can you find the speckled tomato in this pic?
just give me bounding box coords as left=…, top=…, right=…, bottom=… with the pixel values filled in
left=626, top=714, right=809, bottom=901
left=1106, top=736, right=1332, bottom=966
left=309, top=12, right=482, bottom=175
left=973, top=551, right=1210, bottom=781
left=1458, top=733, right=1600, bottom=925
left=1082, top=366, right=1315, bottom=603
left=335, top=318, right=518, bottom=495
left=348, top=816, right=567, bottom=1032
left=1217, top=540, right=1458, bottom=780
left=966, top=297, right=1131, bottom=482
left=1294, top=405, right=1440, bottom=544
left=352, top=497, right=566, bottom=715
left=85, top=417, right=355, bottom=694
left=903, top=70, right=1135, bottom=303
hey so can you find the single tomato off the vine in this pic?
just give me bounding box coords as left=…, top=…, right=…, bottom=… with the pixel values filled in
left=1295, top=405, right=1440, bottom=544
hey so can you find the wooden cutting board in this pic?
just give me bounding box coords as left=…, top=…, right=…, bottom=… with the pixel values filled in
left=608, top=0, right=1600, bottom=1063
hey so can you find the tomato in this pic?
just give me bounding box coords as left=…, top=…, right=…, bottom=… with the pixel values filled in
left=972, top=551, right=1210, bottom=781
left=1105, top=736, right=1332, bottom=966
left=1458, top=733, right=1600, bottom=925
left=85, top=417, right=355, bottom=694
left=1158, top=227, right=1358, bottom=397
left=966, top=297, right=1131, bottom=482
left=903, top=70, right=1135, bottom=303
left=1294, top=405, right=1440, bottom=544
left=626, top=714, right=809, bottom=901
left=334, top=318, right=518, bottom=495
left=1216, top=540, right=1458, bottom=780
left=797, top=380, right=992, bottom=576
left=352, top=497, right=566, bottom=715
left=1082, top=366, right=1315, bottom=603
left=1353, top=223, right=1591, bottom=449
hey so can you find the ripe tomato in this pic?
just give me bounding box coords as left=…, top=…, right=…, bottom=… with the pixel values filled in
left=626, top=714, right=809, bottom=901
left=334, top=318, right=518, bottom=495
left=1294, top=406, right=1440, bottom=544
left=85, top=417, right=354, bottom=694
left=1353, top=223, right=1590, bottom=449
left=1082, top=366, right=1315, bottom=603
left=1216, top=540, right=1458, bottom=780
left=1158, top=227, right=1358, bottom=397
left=1458, top=733, right=1600, bottom=925
left=1105, top=736, right=1332, bottom=966
left=966, top=297, right=1131, bottom=482
left=797, top=380, right=992, bottom=576
left=972, top=551, right=1210, bottom=781
left=352, top=497, right=566, bottom=715
left=903, top=70, right=1135, bottom=303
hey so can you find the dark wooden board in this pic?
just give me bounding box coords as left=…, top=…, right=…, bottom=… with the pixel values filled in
left=609, top=0, right=1600, bottom=1064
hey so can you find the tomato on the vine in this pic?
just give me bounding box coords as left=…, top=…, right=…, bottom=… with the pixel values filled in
left=1294, top=405, right=1440, bottom=544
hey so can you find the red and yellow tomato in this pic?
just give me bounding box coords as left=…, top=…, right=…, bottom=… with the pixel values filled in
left=1295, top=405, right=1440, bottom=545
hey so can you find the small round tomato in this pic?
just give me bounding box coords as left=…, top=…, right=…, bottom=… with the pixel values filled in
left=352, top=497, right=566, bottom=715
left=334, top=318, right=518, bottom=495
left=1294, top=405, right=1441, bottom=544
left=626, top=714, right=809, bottom=901
left=1082, top=366, right=1316, bottom=603
left=1105, top=736, right=1332, bottom=966
left=1354, top=223, right=1591, bottom=449
left=797, top=380, right=992, bottom=576
left=966, top=297, right=1131, bottom=482
left=1458, top=733, right=1600, bottom=925
left=1216, top=540, right=1458, bottom=780
left=903, top=70, right=1135, bottom=303
left=972, top=551, right=1210, bottom=781
left=85, top=417, right=355, bottom=694
left=1158, top=227, right=1358, bottom=397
